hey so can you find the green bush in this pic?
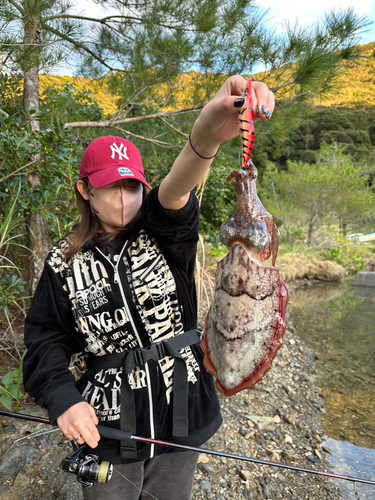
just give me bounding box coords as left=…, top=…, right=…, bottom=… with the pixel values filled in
left=0, top=366, right=25, bottom=411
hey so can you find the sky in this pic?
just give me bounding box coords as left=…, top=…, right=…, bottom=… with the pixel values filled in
left=257, top=0, right=375, bottom=43
left=53, top=0, right=375, bottom=75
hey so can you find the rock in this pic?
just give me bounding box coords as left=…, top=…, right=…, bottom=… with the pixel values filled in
left=198, top=453, right=210, bottom=464
left=59, top=479, right=84, bottom=500
left=277, top=473, right=287, bottom=482
left=239, top=470, right=252, bottom=481
left=13, top=472, right=29, bottom=489
left=239, top=427, right=250, bottom=437
left=229, top=407, right=243, bottom=418
left=307, top=455, right=320, bottom=463
left=0, top=445, right=37, bottom=476
left=269, top=451, right=281, bottom=462
left=198, top=463, right=216, bottom=474
left=314, top=433, right=322, bottom=443
left=259, top=479, right=271, bottom=497
left=2, top=421, right=17, bottom=432
left=219, top=477, right=228, bottom=487
left=284, top=434, right=293, bottom=444
left=285, top=414, right=298, bottom=425
left=246, top=415, right=280, bottom=432
left=244, top=431, right=255, bottom=439
left=282, top=384, right=295, bottom=395
left=199, top=480, right=212, bottom=492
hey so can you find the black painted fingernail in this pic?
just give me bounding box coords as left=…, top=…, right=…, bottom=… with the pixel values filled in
left=255, top=105, right=259, bottom=114
left=234, top=98, right=245, bottom=108
left=261, top=105, right=267, bottom=114
left=266, top=111, right=271, bottom=119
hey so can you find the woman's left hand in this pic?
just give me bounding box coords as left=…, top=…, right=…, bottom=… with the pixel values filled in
left=158, top=75, right=275, bottom=210
left=193, top=75, right=275, bottom=149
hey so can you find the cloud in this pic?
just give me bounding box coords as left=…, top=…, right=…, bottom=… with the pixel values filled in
left=256, top=0, right=375, bottom=43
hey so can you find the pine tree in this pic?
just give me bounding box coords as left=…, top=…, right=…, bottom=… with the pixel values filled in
left=0, top=0, right=370, bottom=289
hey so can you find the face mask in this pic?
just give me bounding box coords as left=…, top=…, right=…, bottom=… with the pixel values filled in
left=89, top=181, right=143, bottom=232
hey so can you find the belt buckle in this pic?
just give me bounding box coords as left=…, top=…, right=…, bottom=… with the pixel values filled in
left=133, top=342, right=166, bottom=366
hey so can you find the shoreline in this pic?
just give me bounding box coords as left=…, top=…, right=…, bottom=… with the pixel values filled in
left=192, top=320, right=345, bottom=499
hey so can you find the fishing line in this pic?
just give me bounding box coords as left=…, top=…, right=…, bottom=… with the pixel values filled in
left=87, top=454, right=160, bottom=500
left=354, top=481, right=360, bottom=500
left=3, top=426, right=60, bottom=455
left=112, top=467, right=159, bottom=500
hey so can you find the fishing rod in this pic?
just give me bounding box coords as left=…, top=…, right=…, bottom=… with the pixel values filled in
left=0, top=410, right=50, bottom=425
left=1, top=410, right=374, bottom=488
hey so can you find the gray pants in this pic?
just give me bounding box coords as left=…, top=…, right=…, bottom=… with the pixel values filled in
left=82, top=450, right=199, bottom=500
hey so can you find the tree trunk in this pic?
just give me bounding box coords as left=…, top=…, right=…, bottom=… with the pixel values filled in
left=307, top=211, right=317, bottom=248
left=342, top=221, right=348, bottom=238
left=307, top=207, right=318, bottom=248
left=307, top=222, right=314, bottom=248
left=26, top=209, right=52, bottom=293
left=23, top=8, right=52, bottom=294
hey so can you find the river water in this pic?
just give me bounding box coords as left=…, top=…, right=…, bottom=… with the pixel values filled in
left=289, top=279, right=375, bottom=499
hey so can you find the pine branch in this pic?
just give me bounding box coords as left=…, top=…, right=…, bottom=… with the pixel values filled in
left=43, top=24, right=116, bottom=71
left=160, top=117, right=189, bottom=138
left=6, top=0, right=24, bottom=15
left=110, top=126, right=179, bottom=148
left=64, top=105, right=203, bottom=129
left=44, top=14, right=143, bottom=25
left=43, top=13, right=195, bottom=31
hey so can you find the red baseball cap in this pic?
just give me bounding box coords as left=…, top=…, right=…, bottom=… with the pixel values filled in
left=80, top=136, right=151, bottom=189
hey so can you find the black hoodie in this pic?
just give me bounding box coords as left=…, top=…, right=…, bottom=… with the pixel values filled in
left=23, top=188, right=222, bottom=463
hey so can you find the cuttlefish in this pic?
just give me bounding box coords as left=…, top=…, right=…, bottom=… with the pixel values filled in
left=202, top=80, right=289, bottom=397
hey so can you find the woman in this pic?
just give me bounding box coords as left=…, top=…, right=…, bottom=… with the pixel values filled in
left=23, top=75, right=274, bottom=499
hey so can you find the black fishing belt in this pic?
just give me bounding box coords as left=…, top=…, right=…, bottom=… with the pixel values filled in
left=86, top=329, right=200, bottom=459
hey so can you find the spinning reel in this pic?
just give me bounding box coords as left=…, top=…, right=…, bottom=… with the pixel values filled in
left=60, top=441, right=113, bottom=488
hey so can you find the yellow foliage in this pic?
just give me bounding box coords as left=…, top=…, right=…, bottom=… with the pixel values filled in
left=38, top=73, right=222, bottom=117
left=314, top=42, right=375, bottom=108
left=39, top=75, right=119, bottom=115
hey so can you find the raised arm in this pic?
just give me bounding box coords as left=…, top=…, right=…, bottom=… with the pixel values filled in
left=158, top=76, right=275, bottom=210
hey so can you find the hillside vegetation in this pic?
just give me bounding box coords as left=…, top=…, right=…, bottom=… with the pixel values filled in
left=315, top=43, right=375, bottom=107
left=36, top=43, right=375, bottom=113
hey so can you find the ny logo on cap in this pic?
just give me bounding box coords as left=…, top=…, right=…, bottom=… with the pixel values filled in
left=110, top=142, right=129, bottom=161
